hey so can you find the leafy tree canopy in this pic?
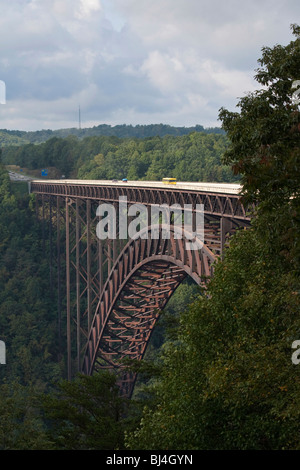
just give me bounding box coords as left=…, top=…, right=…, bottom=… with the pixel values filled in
left=42, top=372, right=127, bottom=450
left=219, top=24, right=300, bottom=206
left=219, top=23, right=300, bottom=274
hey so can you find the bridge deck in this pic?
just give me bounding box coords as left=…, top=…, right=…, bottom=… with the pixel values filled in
left=30, top=179, right=241, bottom=195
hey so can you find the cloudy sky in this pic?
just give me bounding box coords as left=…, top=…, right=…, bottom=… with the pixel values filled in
left=0, top=0, right=299, bottom=131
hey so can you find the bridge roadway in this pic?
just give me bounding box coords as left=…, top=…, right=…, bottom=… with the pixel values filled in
left=30, top=178, right=248, bottom=221
left=30, top=178, right=242, bottom=194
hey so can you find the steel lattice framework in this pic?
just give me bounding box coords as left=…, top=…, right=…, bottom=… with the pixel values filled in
left=31, top=180, right=251, bottom=397
left=82, top=225, right=216, bottom=396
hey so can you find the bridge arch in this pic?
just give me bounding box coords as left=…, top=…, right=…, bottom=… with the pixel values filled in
left=82, top=224, right=216, bottom=396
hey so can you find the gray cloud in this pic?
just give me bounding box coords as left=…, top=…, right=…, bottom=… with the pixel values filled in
left=0, top=0, right=299, bottom=130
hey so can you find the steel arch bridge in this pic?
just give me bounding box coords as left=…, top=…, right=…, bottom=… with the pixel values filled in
left=30, top=179, right=251, bottom=397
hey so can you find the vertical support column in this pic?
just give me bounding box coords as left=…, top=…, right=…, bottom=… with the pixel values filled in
left=191, top=204, right=196, bottom=273
left=76, top=199, right=81, bottom=372
left=56, top=196, right=62, bottom=355
left=57, top=197, right=62, bottom=359
left=113, top=237, right=117, bottom=264
left=147, top=204, right=151, bottom=231
left=66, top=197, right=72, bottom=381
left=107, top=239, right=112, bottom=274
left=113, top=200, right=118, bottom=264
left=49, top=197, right=53, bottom=291
left=98, top=237, right=103, bottom=295
left=221, top=217, right=233, bottom=258
left=86, top=199, right=92, bottom=333
left=42, top=194, right=45, bottom=252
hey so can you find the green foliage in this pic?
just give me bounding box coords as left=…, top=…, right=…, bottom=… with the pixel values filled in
left=0, top=131, right=29, bottom=147
left=0, top=164, right=62, bottom=387
left=0, top=123, right=225, bottom=147
left=0, top=381, right=51, bottom=449
left=219, top=24, right=300, bottom=204
left=42, top=372, right=127, bottom=450
left=76, top=132, right=234, bottom=182
left=2, top=131, right=235, bottom=182
left=0, top=165, right=61, bottom=448
left=219, top=24, right=300, bottom=275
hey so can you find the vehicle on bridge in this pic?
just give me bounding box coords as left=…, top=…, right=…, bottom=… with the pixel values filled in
left=162, top=177, right=177, bottom=184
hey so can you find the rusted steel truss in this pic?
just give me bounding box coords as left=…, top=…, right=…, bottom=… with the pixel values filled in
left=82, top=224, right=216, bottom=396
left=30, top=180, right=252, bottom=221
left=32, top=182, right=251, bottom=396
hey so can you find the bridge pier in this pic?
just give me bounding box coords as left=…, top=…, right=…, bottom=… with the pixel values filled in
left=221, top=217, right=233, bottom=258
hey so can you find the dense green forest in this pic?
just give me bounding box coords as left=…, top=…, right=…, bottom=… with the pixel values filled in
left=0, top=26, right=299, bottom=450
left=0, top=164, right=66, bottom=448
left=2, top=131, right=235, bottom=183
left=0, top=123, right=225, bottom=147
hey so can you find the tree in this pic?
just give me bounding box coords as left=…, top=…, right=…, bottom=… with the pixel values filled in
left=219, top=24, right=300, bottom=201
left=0, top=381, right=51, bottom=450
left=42, top=372, right=127, bottom=450
left=219, top=23, right=300, bottom=272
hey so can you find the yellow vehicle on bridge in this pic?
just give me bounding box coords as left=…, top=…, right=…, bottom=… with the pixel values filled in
left=162, top=177, right=177, bottom=185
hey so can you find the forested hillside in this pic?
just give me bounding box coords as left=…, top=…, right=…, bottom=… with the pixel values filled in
left=0, top=123, right=225, bottom=147
left=2, top=131, right=236, bottom=183
left=0, top=164, right=66, bottom=448
left=0, top=166, right=61, bottom=383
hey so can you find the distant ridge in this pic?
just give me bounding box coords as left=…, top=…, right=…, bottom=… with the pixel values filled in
left=0, top=123, right=225, bottom=146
